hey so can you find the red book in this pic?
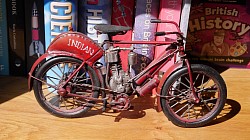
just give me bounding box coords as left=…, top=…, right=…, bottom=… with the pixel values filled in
left=111, top=0, right=135, bottom=71
left=186, top=0, right=250, bottom=68
left=154, top=0, right=182, bottom=71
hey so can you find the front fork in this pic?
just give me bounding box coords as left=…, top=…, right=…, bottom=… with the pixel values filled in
left=184, top=59, right=200, bottom=103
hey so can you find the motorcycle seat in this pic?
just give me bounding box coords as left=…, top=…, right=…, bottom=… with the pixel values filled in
left=94, top=24, right=131, bottom=36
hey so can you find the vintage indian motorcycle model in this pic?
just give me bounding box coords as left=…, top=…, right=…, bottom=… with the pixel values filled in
left=28, top=19, right=227, bottom=128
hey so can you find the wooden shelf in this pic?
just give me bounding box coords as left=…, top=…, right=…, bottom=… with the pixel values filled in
left=0, top=68, right=250, bottom=139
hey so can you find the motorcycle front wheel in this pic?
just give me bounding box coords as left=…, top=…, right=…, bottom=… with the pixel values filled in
left=33, top=57, right=100, bottom=118
left=160, top=64, right=227, bottom=128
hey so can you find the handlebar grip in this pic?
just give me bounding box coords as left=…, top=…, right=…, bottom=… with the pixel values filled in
left=150, top=19, right=161, bottom=23
left=155, top=32, right=166, bottom=36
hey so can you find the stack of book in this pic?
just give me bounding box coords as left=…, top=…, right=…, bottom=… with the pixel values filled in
left=1, top=0, right=249, bottom=76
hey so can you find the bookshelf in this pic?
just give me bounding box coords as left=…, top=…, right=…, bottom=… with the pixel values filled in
left=1, top=0, right=249, bottom=76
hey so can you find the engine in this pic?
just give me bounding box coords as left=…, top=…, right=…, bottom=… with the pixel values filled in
left=105, top=47, right=134, bottom=94
left=109, top=65, right=132, bottom=94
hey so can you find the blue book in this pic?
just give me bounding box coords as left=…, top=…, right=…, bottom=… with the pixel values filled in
left=44, top=0, right=78, bottom=93
left=44, top=0, right=78, bottom=50
left=0, top=0, right=9, bottom=75
left=78, top=0, right=112, bottom=65
left=132, top=0, right=160, bottom=75
left=78, top=0, right=112, bottom=41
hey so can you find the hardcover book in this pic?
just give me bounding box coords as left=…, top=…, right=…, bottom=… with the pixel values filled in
left=186, top=0, right=250, bottom=68
left=132, top=0, right=160, bottom=75
left=6, top=0, right=26, bottom=76
left=111, top=0, right=135, bottom=71
left=0, top=0, right=9, bottom=75
left=78, top=0, right=112, bottom=42
left=44, top=0, right=78, bottom=50
left=25, top=0, right=45, bottom=72
left=44, top=0, right=78, bottom=91
left=78, top=0, right=112, bottom=64
left=154, top=0, right=182, bottom=71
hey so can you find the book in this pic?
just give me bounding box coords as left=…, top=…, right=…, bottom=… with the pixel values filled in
left=44, top=0, right=78, bottom=50
left=152, top=0, right=182, bottom=96
left=0, top=0, right=9, bottom=75
left=186, top=0, right=250, bottom=68
left=25, top=0, right=45, bottom=72
left=132, top=0, right=160, bottom=75
left=154, top=0, right=182, bottom=72
left=44, top=0, right=78, bottom=92
left=111, top=0, right=135, bottom=71
left=6, top=0, right=26, bottom=76
left=78, top=0, right=112, bottom=64
left=78, top=0, right=112, bottom=40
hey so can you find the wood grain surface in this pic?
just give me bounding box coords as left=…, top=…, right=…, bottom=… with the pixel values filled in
left=0, top=68, right=250, bottom=140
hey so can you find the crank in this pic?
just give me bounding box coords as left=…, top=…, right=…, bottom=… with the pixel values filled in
left=110, top=93, right=131, bottom=111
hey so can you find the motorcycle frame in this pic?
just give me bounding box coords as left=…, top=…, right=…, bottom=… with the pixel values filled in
left=105, top=39, right=198, bottom=102
left=28, top=20, right=200, bottom=110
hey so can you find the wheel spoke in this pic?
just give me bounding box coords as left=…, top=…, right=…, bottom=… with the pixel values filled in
left=197, top=84, right=217, bottom=93
left=202, top=97, right=217, bottom=103
left=175, top=103, right=189, bottom=114
left=179, top=81, right=190, bottom=89
left=200, top=78, right=212, bottom=90
left=56, top=63, right=65, bottom=77
left=169, top=85, right=189, bottom=96
left=46, top=76, right=59, bottom=87
left=77, top=78, right=91, bottom=83
left=50, top=66, right=63, bottom=80
left=170, top=98, right=186, bottom=108
left=44, top=89, right=57, bottom=98
left=181, top=104, right=194, bottom=118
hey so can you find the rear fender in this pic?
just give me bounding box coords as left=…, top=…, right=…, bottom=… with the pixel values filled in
left=28, top=53, right=49, bottom=91
left=28, top=51, right=97, bottom=91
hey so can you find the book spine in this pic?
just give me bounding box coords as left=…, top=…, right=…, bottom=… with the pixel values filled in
left=78, top=0, right=112, bottom=42
left=111, top=0, right=135, bottom=71
left=152, top=0, right=182, bottom=95
left=6, top=0, right=26, bottom=76
left=132, top=0, right=160, bottom=74
left=78, top=0, right=112, bottom=64
left=44, top=0, right=78, bottom=50
left=0, top=0, right=9, bottom=75
left=44, top=0, right=78, bottom=89
left=25, top=0, right=45, bottom=72
left=154, top=0, right=182, bottom=71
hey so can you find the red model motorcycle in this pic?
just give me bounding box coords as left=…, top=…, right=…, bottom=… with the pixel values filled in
left=28, top=19, right=227, bottom=128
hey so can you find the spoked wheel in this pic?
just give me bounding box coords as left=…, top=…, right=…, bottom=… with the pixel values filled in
left=33, top=57, right=100, bottom=118
left=160, top=64, right=227, bottom=127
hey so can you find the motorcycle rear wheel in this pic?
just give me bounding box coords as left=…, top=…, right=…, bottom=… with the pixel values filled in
left=33, top=57, right=100, bottom=118
left=160, top=64, right=227, bottom=127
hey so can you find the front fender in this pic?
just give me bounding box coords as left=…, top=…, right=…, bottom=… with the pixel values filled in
left=156, top=61, right=183, bottom=93
left=155, top=61, right=183, bottom=112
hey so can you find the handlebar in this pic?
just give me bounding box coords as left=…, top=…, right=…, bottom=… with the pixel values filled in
left=150, top=19, right=161, bottom=23
left=150, top=19, right=184, bottom=40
